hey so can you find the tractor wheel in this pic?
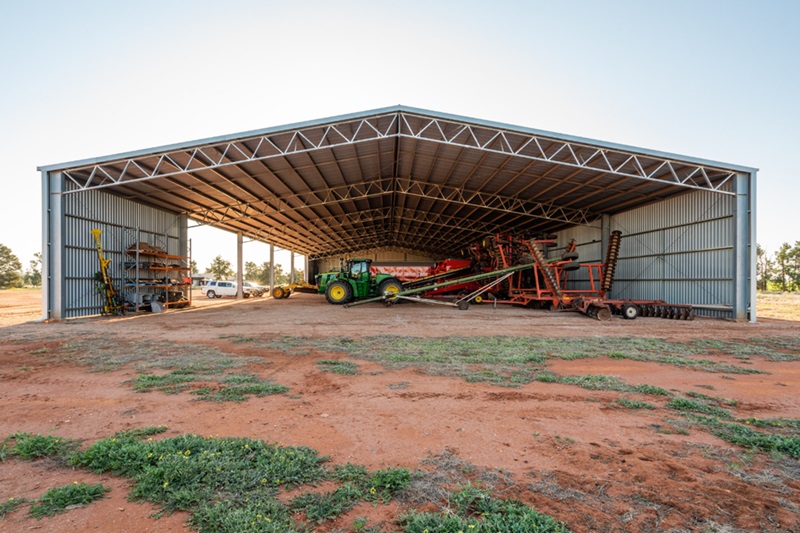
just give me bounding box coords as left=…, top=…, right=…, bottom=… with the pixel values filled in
left=325, top=280, right=353, bottom=305
left=206, top=290, right=216, bottom=299
left=621, top=303, right=639, bottom=320
left=379, top=279, right=403, bottom=301
left=272, top=286, right=285, bottom=299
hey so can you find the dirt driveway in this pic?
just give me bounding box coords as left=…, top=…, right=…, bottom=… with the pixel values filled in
left=1, top=290, right=798, bottom=531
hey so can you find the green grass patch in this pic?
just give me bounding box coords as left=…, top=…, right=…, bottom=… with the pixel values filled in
left=5, top=433, right=76, bottom=460
left=737, top=417, right=800, bottom=435
left=685, top=390, right=737, bottom=407
left=691, top=416, right=800, bottom=458
left=191, top=382, right=290, bottom=403
left=129, top=371, right=288, bottom=403
left=253, top=336, right=771, bottom=389
left=28, top=483, right=109, bottom=518
left=536, top=372, right=670, bottom=397
left=615, top=398, right=655, bottom=410
left=316, top=360, right=360, bottom=375
left=400, top=484, right=570, bottom=532
left=667, top=398, right=732, bottom=419
left=14, top=428, right=560, bottom=531
left=0, top=497, right=26, bottom=518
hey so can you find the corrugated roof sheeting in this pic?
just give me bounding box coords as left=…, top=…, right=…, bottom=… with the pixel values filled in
left=43, top=106, right=750, bottom=263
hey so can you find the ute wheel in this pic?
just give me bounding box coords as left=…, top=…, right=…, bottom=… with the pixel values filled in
left=206, top=290, right=216, bottom=299
left=562, top=261, right=581, bottom=272
left=325, top=280, right=353, bottom=305
left=621, top=303, right=639, bottom=320
left=562, top=251, right=580, bottom=261
left=457, top=300, right=470, bottom=311
left=379, top=278, right=403, bottom=301
left=272, top=286, right=285, bottom=299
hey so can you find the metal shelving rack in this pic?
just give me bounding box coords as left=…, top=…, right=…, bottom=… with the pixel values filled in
left=122, top=228, right=192, bottom=312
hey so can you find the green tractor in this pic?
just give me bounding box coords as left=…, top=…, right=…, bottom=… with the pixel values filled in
left=315, top=258, right=403, bottom=305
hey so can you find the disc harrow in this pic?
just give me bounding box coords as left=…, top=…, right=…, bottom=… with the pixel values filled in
left=601, top=230, right=622, bottom=293
left=635, top=303, right=695, bottom=320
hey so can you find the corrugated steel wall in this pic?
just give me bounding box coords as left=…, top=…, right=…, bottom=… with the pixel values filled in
left=557, top=187, right=735, bottom=318
left=63, top=183, right=183, bottom=318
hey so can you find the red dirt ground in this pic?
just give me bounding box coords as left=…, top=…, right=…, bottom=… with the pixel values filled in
left=1, top=290, right=798, bottom=532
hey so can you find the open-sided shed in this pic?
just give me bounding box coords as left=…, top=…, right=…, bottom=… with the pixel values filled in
left=39, top=106, right=757, bottom=320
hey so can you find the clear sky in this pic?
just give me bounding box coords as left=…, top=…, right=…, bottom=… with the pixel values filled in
left=1, top=0, right=798, bottom=272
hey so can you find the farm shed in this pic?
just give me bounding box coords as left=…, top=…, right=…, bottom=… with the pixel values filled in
left=39, top=106, right=757, bottom=321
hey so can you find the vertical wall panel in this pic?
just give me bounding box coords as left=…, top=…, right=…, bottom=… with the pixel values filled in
left=557, top=187, right=735, bottom=317
left=62, top=183, right=183, bottom=318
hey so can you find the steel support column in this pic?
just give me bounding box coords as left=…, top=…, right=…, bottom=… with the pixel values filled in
left=290, top=251, right=295, bottom=284
left=733, top=172, right=753, bottom=321
left=44, top=172, right=64, bottom=320
left=749, top=171, right=758, bottom=323
left=236, top=231, right=243, bottom=300
left=269, top=243, right=274, bottom=295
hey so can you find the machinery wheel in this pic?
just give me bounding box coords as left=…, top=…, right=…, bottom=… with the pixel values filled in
left=562, top=261, right=581, bottom=271
left=621, top=303, right=639, bottom=320
left=206, top=290, right=216, bottom=299
left=457, top=300, right=470, bottom=311
left=379, top=278, right=403, bottom=301
left=285, top=289, right=292, bottom=298
left=562, top=251, right=580, bottom=261
left=272, top=286, right=285, bottom=299
left=595, top=306, right=612, bottom=321
left=473, top=295, right=483, bottom=304
left=325, top=280, right=353, bottom=305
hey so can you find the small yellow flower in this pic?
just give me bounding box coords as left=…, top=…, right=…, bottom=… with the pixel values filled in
left=265, top=517, right=271, bottom=523
left=73, top=481, right=78, bottom=485
left=147, top=437, right=152, bottom=441
left=8, top=498, right=14, bottom=502
left=261, top=478, right=267, bottom=483
left=163, top=482, right=169, bottom=488
left=111, top=438, right=116, bottom=443
left=369, top=487, right=376, bottom=494
left=469, top=526, right=475, bottom=530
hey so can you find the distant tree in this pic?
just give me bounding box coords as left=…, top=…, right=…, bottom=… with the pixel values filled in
left=23, top=252, right=42, bottom=287
left=787, top=241, right=800, bottom=291
left=0, top=244, right=23, bottom=289
left=756, top=244, right=773, bottom=291
left=207, top=255, right=233, bottom=280
left=190, top=260, right=198, bottom=275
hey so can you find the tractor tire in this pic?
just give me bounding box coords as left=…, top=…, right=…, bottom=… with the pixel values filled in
left=325, top=280, right=353, bottom=305
left=206, top=290, right=216, bottom=299
left=272, top=286, right=285, bottom=299
left=379, top=278, right=403, bottom=301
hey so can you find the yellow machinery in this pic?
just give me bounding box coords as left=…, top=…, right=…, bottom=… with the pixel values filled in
left=91, top=229, right=123, bottom=315
left=271, top=281, right=318, bottom=299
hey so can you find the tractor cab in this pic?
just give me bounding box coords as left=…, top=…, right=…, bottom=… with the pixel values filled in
left=348, top=258, right=371, bottom=281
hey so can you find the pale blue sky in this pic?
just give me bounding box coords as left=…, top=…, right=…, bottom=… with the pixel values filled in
left=1, top=0, right=798, bottom=270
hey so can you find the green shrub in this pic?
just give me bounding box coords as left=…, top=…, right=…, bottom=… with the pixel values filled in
left=7, top=433, right=74, bottom=460
left=29, top=483, right=109, bottom=518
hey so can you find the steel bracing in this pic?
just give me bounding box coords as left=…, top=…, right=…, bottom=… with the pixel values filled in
left=45, top=106, right=749, bottom=260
